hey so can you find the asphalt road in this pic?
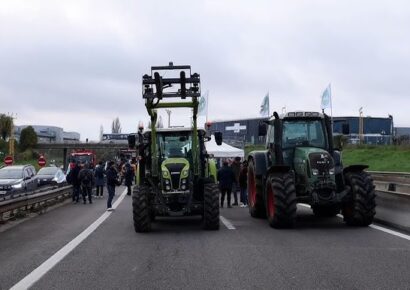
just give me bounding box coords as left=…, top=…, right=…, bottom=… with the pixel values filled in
left=1, top=186, right=410, bottom=290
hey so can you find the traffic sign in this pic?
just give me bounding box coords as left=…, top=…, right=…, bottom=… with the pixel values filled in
left=38, top=155, right=46, bottom=167
left=4, top=155, right=13, bottom=166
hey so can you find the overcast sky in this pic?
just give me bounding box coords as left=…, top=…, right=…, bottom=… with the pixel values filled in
left=1, top=0, right=409, bottom=141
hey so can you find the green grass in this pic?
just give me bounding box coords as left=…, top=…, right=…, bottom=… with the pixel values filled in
left=245, top=144, right=410, bottom=173
left=342, top=146, right=410, bottom=172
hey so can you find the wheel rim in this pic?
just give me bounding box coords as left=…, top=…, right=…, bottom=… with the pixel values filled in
left=248, top=166, right=256, bottom=207
left=267, top=181, right=275, bottom=218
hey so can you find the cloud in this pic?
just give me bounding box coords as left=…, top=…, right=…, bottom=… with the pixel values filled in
left=1, top=0, right=410, bottom=141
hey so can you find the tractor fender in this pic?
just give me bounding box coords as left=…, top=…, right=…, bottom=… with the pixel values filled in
left=343, top=164, right=369, bottom=174
left=248, top=151, right=270, bottom=178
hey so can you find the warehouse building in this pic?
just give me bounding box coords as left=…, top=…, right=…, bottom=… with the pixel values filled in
left=14, top=125, right=80, bottom=143
left=207, top=115, right=395, bottom=148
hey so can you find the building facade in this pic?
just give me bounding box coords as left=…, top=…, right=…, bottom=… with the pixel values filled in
left=208, top=115, right=395, bottom=147
left=14, top=125, right=80, bottom=143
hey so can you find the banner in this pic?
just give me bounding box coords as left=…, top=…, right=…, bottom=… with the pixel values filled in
left=260, top=93, right=269, bottom=117
left=198, top=90, right=209, bottom=116
left=321, top=84, right=332, bottom=110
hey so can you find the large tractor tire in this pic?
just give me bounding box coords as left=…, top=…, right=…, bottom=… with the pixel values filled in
left=203, top=183, right=220, bottom=230
left=132, top=185, right=152, bottom=233
left=312, top=205, right=340, bottom=217
left=248, top=159, right=266, bottom=218
left=342, top=171, right=376, bottom=226
left=265, top=172, right=297, bottom=228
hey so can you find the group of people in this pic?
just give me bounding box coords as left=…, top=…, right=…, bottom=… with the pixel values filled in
left=66, top=159, right=136, bottom=211
left=217, top=156, right=248, bottom=208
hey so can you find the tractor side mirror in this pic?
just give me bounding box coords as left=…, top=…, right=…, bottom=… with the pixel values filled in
left=258, top=122, right=268, bottom=136
left=214, top=131, right=223, bottom=145
left=342, top=123, right=350, bottom=135
left=128, top=135, right=136, bottom=148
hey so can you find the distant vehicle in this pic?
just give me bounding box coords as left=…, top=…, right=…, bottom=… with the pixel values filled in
left=118, top=148, right=137, bottom=161
left=0, top=165, right=37, bottom=195
left=66, top=149, right=97, bottom=174
left=101, top=133, right=133, bottom=144
left=37, top=166, right=66, bottom=186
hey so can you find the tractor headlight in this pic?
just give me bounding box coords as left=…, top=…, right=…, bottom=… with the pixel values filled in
left=181, top=169, right=189, bottom=178
left=162, top=170, right=169, bottom=178
left=312, top=169, right=319, bottom=176
left=329, top=167, right=335, bottom=175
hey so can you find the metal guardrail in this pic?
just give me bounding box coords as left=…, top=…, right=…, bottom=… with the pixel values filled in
left=0, top=185, right=72, bottom=222
left=368, top=171, right=410, bottom=195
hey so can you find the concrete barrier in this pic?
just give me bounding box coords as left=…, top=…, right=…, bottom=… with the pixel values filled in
left=375, top=190, right=410, bottom=233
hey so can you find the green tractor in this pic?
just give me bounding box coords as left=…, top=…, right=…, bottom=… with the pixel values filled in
left=128, top=63, right=222, bottom=232
left=248, top=111, right=376, bottom=228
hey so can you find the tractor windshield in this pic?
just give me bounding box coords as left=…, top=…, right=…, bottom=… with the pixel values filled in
left=158, top=133, right=193, bottom=160
left=282, top=119, right=327, bottom=149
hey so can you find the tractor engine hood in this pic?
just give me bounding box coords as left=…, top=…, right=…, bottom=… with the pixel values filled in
left=161, top=158, right=190, bottom=192
left=293, top=147, right=335, bottom=177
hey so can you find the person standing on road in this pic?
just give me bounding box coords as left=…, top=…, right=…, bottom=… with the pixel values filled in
left=68, top=162, right=81, bottom=203
left=78, top=163, right=94, bottom=204
left=230, top=156, right=241, bottom=206
left=124, top=162, right=134, bottom=196
left=106, top=161, right=120, bottom=211
left=94, top=161, right=105, bottom=198
left=239, top=160, right=248, bottom=207
left=217, top=160, right=236, bottom=208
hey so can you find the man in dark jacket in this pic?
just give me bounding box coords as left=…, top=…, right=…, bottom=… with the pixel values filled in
left=230, top=157, right=241, bottom=206
left=78, top=163, right=95, bottom=204
left=94, top=161, right=105, bottom=198
left=68, top=162, right=81, bottom=203
left=106, top=161, right=120, bottom=211
left=217, top=160, right=236, bottom=208
left=124, top=163, right=134, bottom=196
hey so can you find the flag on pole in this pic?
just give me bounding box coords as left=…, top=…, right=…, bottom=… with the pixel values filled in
left=260, top=92, right=270, bottom=117
left=321, top=84, right=332, bottom=110
left=198, top=90, right=209, bottom=116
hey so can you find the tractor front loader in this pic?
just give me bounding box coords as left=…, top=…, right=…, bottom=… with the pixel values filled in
left=128, top=63, right=222, bottom=232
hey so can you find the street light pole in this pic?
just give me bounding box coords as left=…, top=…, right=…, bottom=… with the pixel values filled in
left=166, top=109, right=171, bottom=128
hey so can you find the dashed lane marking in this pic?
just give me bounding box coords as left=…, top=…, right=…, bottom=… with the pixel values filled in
left=10, top=188, right=128, bottom=290
left=220, top=215, right=236, bottom=230
left=298, top=203, right=410, bottom=241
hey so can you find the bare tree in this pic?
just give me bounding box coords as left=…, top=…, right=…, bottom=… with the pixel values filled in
left=111, top=117, right=122, bottom=133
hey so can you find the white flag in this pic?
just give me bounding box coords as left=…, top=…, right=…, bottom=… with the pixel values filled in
left=198, top=90, right=209, bottom=116
left=321, top=84, right=332, bottom=110
left=260, top=93, right=269, bottom=117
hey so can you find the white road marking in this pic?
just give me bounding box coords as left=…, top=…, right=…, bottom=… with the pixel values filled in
left=10, top=188, right=128, bottom=290
left=220, top=215, right=236, bottom=230
left=298, top=203, right=410, bottom=241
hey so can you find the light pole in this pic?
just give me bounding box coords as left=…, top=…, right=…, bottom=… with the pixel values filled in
left=8, top=113, right=16, bottom=159
left=166, top=109, right=171, bottom=128
left=359, top=107, right=363, bottom=145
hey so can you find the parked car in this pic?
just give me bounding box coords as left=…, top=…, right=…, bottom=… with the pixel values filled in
left=0, top=165, right=37, bottom=195
left=37, top=166, right=66, bottom=186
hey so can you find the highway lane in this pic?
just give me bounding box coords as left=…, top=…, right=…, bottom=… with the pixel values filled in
left=1, top=188, right=410, bottom=289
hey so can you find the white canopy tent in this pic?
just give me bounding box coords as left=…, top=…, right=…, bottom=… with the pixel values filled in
left=205, top=135, right=244, bottom=159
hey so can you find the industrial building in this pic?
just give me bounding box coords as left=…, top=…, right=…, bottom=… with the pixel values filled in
left=207, top=115, right=395, bottom=147
left=14, top=125, right=80, bottom=143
